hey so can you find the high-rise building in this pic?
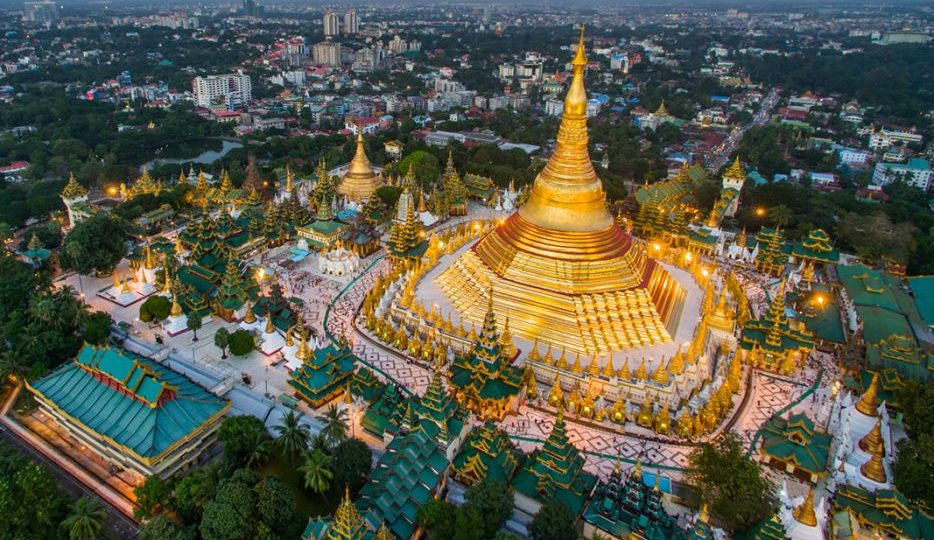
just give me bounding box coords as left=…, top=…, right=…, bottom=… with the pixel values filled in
left=312, top=41, right=342, bottom=67
left=283, top=37, right=307, bottom=67
left=23, top=0, right=59, bottom=24
left=343, top=10, right=359, bottom=35
left=192, top=72, right=252, bottom=110
left=241, top=0, right=262, bottom=17
left=323, top=10, right=340, bottom=37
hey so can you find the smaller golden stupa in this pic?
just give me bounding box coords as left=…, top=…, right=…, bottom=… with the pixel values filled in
left=337, top=130, right=383, bottom=201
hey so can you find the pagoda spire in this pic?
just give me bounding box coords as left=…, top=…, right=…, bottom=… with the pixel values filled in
left=518, top=24, right=612, bottom=233
left=860, top=442, right=888, bottom=484
left=858, top=417, right=884, bottom=455
left=327, top=485, right=367, bottom=539
left=793, top=487, right=818, bottom=527
left=856, top=371, right=881, bottom=416
left=725, top=156, right=745, bottom=179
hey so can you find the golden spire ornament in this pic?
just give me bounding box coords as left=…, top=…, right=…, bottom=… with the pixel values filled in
left=856, top=371, right=881, bottom=417
left=793, top=487, right=818, bottom=527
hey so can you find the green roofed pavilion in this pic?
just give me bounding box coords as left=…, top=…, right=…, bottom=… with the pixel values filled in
left=28, top=344, right=230, bottom=479
left=834, top=484, right=934, bottom=540
left=759, top=413, right=831, bottom=483
left=450, top=420, right=524, bottom=486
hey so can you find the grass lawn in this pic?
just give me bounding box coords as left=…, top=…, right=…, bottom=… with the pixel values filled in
left=261, top=453, right=350, bottom=519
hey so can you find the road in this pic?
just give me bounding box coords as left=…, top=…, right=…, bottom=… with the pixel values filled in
left=705, top=87, right=781, bottom=171
left=0, top=426, right=140, bottom=540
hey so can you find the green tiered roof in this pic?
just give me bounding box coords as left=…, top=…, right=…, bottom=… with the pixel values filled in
left=907, top=276, right=934, bottom=328
left=441, top=151, right=468, bottom=214
left=740, top=280, right=815, bottom=372
left=387, top=193, right=427, bottom=260
left=838, top=264, right=931, bottom=381
left=583, top=462, right=683, bottom=540
left=28, top=345, right=230, bottom=463
left=686, top=506, right=713, bottom=540
left=251, top=279, right=298, bottom=331
left=760, top=413, right=831, bottom=477
left=835, top=485, right=934, bottom=540
left=451, top=420, right=524, bottom=486
left=512, top=412, right=597, bottom=515
left=361, top=382, right=409, bottom=437
left=449, top=296, right=522, bottom=416
left=754, top=227, right=787, bottom=276
left=357, top=430, right=449, bottom=540
left=735, top=515, right=788, bottom=540
left=463, top=173, right=496, bottom=201
left=791, top=228, right=839, bottom=263
left=350, top=366, right=385, bottom=403
left=405, top=369, right=466, bottom=449
left=214, top=254, right=251, bottom=314
left=289, top=341, right=358, bottom=408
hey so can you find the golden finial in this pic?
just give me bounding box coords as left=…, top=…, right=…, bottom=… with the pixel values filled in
left=652, top=358, right=669, bottom=385
left=699, top=503, right=709, bottom=523
left=557, top=348, right=569, bottom=370
left=285, top=324, right=295, bottom=347
left=601, top=357, right=615, bottom=378
left=793, top=487, right=818, bottom=527
left=264, top=310, right=275, bottom=334
left=617, top=360, right=631, bottom=380
left=571, top=352, right=583, bottom=374
left=860, top=445, right=888, bottom=484
left=635, top=359, right=648, bottom=380
left=858, top=417, right=885, bottom=455
left=243, top=301, right=257, bottom=324
left=170, top=290, right=183, bottom=317
left=856, top=371, right=881, bottom=417
left=543, top=344, right=555, bottom=365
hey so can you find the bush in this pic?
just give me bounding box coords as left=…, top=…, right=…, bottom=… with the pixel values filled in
left=228, top=330, right=255, bottom=356
left=139, top=295, right=171, bottom=322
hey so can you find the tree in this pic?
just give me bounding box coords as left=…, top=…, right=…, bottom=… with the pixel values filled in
left=217, top=416, right=271, bottom=471
left=172, top=467, right=218, bottom=523
left=770, top=204, right=792, bottom=228
left=687, top=433, right=776, bottom=532
left=139, top=515, right=191, bottom=540
left=0, top=351, right=30, bottom=386
left=139, top=295, right=171, bottom=322
left=317, top=404, right=348, bottom=448
left=0, top=442, right=70, bottom=540
left=227, top=329, right=255, bottom=356
left=397, top=150, right=441, bottom=187
left=62, top=214, right=128, bottom=275
left=186, top=311, right=202, bottom=341
left=213, top=327, right=230, bottom=359
left=892, top=379, right=934, bottom=510
left=134, top=475, right=172, bottom=520
left=82, top=311, right=112, bottom=345
left=330, top=438, right=372, bottom=490
left=529, top=500, right=576, bottom=540
left=300, top=449, right=334, bottom=497
left=836, top=211, right=917, bottom=266
left=465, top=479, right=514, bottom=539
left=273, top=411, right=310, bottom=462
left=61, top=498, right=107, bottom=540
left=417, top=498, right=457, bottom=540
left=200, top=471, right=258, bottom=540
left=0, top=222, right=12, bottom=244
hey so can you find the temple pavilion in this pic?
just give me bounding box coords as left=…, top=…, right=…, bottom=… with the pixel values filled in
left=832, top=485, right=934, bottom=540
left=512, top=411, right=597, bottom=517
left=790, top=229, right=840, bottom=266
left=448, top=292, right=523, bottom=420
left=739, top=280, right=815, bottom=374
left=437, top=26, right=686, bottom=357
left=753, top=227, right=787, bottom=276
left=758, top=413, right=831, bottom=483
left=450, top=420, right=524, bottom=487
left=288, top=336, right=358, bottom=409
left=303, top=487, right=393, bottom=540
left=440, top=151, right=468, bottom=216
left=28, top=344, right=230, bottom=479
left=387, top=189, right=427, bottom=260
left=582, top=461, right=684, bottom=540
left=297, top=159, right=350, bottom=251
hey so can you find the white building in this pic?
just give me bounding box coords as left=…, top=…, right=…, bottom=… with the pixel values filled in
left=312, top=41, right=342, bottom=67
left=871, top=158, right=932, bottom=191
left=343, top=10, right=359, bottom=35
left=868, top=128, right=923, bottom=151
left=192, top=72, right=251, bottom=110
left=322, top=10, right=339, bottom=37
left=283, top=37, right=307, bottom=67
left=545, top=99, right=564, bottom=117
left=837, top=148, right=870, bottom=166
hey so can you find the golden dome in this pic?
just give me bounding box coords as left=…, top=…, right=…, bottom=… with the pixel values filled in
left=337, top=131, right=383, bottom=200
left=437, top=25, right=683, bottom=355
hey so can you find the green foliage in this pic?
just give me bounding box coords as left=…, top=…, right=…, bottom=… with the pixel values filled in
left=835, top=211, right=917, bottom=266
left=529, top=500, right=577, bottom=540
left=200, top=468, right=299, bottom=540
left=218, top=415, right=273, bottom=471
left=134, top=475, right=172, bottom=520
left=82, top=311, right=112, bottom=345
left=273, top=411, right=311, bottom=462
left=893, top=379, right=934, bottom=510
left=62, top=214, right=129, bottom=275
left=688, top=433, right=776, bottom=532
left=138, top=515, right=194, bottom=540
left=329, top=438, right=372, bottom=490
left=375, top=185, right=402, bottom=209
left=213, top=328, right=230, bottom=359
left=139, top=295, right=171, bottom=323
left=185, top=311, right=203, bottom=340
left=227, top=329, right=255, bottom=356
left=171, top=467, right=219, bottom=523
left=416, top=498, right=458, bottom=539
left=465, top=479, right=514, bottom=539
left=316, top=404, right=348, bottom=448
left=0, top=441, right=70, bottom=540
left=397, top=150, right=441, bottom=187
left=299, top=449, right=333, bottom=496
left=61, top=498, right=107, bottom=540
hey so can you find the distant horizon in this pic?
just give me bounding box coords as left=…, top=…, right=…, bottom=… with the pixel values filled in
left=4, top=0, right=934, bottom=8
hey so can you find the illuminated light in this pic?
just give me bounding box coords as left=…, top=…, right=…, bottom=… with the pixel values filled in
left=816, top=294, right=825, bottom=306
left=652, top=243, right=661, bottom=252
left=701, top=268, right=709, bottom=278
left=755, top=207, right=766, bottom=217
left=685, top=252, right=693, bottom=262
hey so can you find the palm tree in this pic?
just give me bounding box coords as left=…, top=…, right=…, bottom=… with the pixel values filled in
left=28, top=295, right=61, bottom=330
left=300, top=449, right=334, bottom=499
left=317, top=404, right=349, bottom=447
left=61, top=497, right=107, bottom=540
left=770, top=204, right=793, bottom=228
left=273, top=411, right=311, bottom=462
left=245, top=429, right=272, bottom=468
left=0, top=351, right=29, bottom=386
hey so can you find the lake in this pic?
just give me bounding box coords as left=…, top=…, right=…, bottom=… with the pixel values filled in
left=141, top=139, right=243, bottom=170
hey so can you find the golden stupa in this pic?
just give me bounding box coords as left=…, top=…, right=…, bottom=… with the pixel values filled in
left=437, top=26, right=685, bottom=355
left=337, top=130, right=383, bottom=201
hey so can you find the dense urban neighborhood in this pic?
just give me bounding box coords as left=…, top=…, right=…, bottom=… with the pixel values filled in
left=0, top=1, right=932, bottom=540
